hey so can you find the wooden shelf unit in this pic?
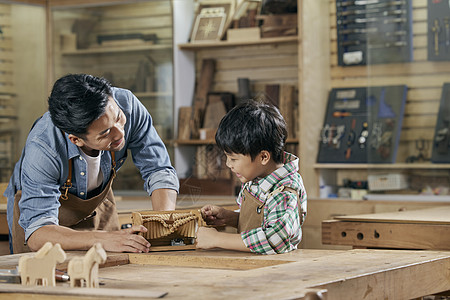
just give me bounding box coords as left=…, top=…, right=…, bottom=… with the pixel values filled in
left=314, top=163, right=450, bottom=170
left=178, top=36, right=298, bottom=50
left=175, top=138, right=299, bottom=146
left=61, top=44, right=172, bottom=55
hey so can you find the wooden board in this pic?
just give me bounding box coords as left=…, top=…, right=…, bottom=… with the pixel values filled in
left=334, top=206, right=450, bottom=224
left=323, top=219, right=450, bottom=250
left=1, top=249, right=450, bottom=299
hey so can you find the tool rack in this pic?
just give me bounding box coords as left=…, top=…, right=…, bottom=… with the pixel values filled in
left=336, top=0, right=414, bottom=66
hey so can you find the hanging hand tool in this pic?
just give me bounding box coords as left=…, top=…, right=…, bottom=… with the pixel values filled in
left=333, top=111, right=367, bottom=118
left=445, top=18, right=450, bottom=52
left=338, top=8, right=405, bottom=18
left=338, top=17, right=406, bottom=26
left=432, top=19, right=441, bottom=56
left=337, top=0, right=405, bottom=9
left=345, top=119, right=357, bottom=160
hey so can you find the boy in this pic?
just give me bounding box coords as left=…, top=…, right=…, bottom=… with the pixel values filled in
left=196, top=100, right=307, bottom=254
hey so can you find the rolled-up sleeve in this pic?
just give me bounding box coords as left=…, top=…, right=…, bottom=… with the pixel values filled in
left=147, top=168, right=180, bottom=195
left=116, top=89, right=179, bottom=194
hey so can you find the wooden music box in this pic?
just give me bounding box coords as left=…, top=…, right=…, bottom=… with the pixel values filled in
left=132, top=209, right=205, bottom=251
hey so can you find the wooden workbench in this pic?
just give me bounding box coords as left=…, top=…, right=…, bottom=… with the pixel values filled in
left=1, top=248, right=450, bottom=299
left=322, top=206, right=450, bottom=250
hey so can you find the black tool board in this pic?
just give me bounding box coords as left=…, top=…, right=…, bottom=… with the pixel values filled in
left=317, top=85, right=407, bottom=163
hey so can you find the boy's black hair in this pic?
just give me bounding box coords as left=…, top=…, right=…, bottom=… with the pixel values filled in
left=215, top=99, right=287, bottom=163
left=48, top=74, right=112, bottom=137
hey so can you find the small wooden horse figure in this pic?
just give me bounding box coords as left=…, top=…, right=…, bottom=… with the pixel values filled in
left=18, top=242, right=67, bottom=286
left=68, top=243, right=107, bottom=288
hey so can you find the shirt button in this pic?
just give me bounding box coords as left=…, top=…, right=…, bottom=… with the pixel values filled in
left=79, top=157, right=83, bottom=160
left=80, top=172, right=85, bottom=176
left=120, top=159, right=124, bottom=163
left=80, top=192, right=85, bottom=196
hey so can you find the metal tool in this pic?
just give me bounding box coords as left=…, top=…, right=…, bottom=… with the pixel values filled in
left=432, top=19, right=441, bottom=56
left=338, top=0, right=405, bottom=8
left=0, top=268, right=69, bottom=284
left=338, top=17, right=406, bottom=26
left=367, top=40, right=408, bottom=49
left=338, top=8, right=406, bottom=18
left=444, top=18, right=450, bottom=50
left=333, top=111, right=367, bottom=118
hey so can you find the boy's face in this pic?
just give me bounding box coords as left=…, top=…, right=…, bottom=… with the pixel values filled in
left=224, top=152, right=267, bottom=183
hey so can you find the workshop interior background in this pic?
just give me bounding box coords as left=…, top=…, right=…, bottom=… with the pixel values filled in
left=0, top=0, right=450, bottom=251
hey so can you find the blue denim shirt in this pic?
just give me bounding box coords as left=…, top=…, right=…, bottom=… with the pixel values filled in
left=4, top=87, right=179, bottom=241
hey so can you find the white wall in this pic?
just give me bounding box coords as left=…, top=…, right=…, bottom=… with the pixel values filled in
left=11, top=4, right=47, bottom=158
left=172, top=0, right=196, bottom=178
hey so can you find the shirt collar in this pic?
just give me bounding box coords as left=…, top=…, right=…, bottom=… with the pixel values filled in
left=64, top=132, right=82, bottom=160
left=256, top=151, right=300, bottom=195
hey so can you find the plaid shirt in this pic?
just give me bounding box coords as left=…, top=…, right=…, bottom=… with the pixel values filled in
left=237, top=152, right=307, bottom=255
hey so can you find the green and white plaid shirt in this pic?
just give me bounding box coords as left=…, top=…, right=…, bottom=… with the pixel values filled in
left=237, top=152, right=307, bottom=254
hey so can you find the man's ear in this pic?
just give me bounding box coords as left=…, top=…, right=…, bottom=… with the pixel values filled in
left=68, top=134, right=84, bottom=147
left=259, top=150, right=271, bottom=165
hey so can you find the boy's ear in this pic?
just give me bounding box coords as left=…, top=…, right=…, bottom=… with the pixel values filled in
left=68, top=134, right=85, bottom=147
left=259, top=150, right=271, bottom=165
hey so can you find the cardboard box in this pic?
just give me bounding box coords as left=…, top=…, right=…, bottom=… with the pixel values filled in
left=227, top=27, right=260, bottom=42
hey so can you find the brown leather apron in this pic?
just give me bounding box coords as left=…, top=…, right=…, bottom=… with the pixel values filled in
left=11, top=152, right=119, bottom=253
left=238, top=185, right=304, bottom=233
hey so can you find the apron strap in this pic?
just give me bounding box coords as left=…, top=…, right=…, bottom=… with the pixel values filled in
left=60, top=151, right=116, bottom=200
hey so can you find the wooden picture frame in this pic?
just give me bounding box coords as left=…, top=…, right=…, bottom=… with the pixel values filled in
left=191, top=7, right=227, bottom=42
left=189, top=0, right=236, bottom=42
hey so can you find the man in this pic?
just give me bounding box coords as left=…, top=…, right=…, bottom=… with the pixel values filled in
left=4, top=74, right=178, bottom=253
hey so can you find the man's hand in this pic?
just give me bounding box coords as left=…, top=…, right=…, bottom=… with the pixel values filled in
left=99, top=225, right=150, bottom=253
left=27, top=224, right=151, bottom=253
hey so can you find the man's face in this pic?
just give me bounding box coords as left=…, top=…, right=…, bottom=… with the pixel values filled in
left=73, top=96, right=127, bottom=156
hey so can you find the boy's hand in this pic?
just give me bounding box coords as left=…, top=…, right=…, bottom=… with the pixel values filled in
left=200, top=205, right=228, bottom=226
left=196, top=227, right=219, bottom=249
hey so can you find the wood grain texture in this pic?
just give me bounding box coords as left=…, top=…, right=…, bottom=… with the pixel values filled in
left=2, top=248, right=450, bottom=299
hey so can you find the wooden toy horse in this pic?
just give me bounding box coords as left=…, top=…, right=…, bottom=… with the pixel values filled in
left=18, top=242, right=67, bottom=286
left=68, top=243, right=107, bottom=288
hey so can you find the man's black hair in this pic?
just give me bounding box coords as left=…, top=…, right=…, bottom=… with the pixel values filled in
left=215, top=99, right=287, bottom=163
left=48, top=74, right=112, bottom=137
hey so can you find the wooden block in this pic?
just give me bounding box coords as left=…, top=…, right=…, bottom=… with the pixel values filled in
left=265, top=84, right=280, bottom=107
left=68, top=243, right=106, bottom=288
left=199, top=128, right=216, bottom=140
left=202, top=97, right=227, bottom=129
left=177, top=106, right=192, bottom=140
left=279, top=84, right=296, bottom=138
left=192, top=59, right=216, bottom=138
left=227, top=27, right=260, bottom=42
left=60, top=34, right=77, bottom=51
left=18, top=242, right=67, bottom=287
left=0, top=183, right=8, bottom=204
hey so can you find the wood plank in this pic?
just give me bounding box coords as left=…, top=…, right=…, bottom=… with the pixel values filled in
left=0, top=284, right=167, bottom=299
left=322, top=219, right=450, bottom=250
left=3, top=248, right=450, bottom=299
left=403, top=115, right=437, bottom=128
left=331, top=74, right=450, bottom=88
left=334, top=206, right=450, bottom=224
left=128, top=253, right=293, bottom=270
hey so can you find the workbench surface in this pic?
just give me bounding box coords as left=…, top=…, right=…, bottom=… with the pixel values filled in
left=1, top=248, right=450, bottom=299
